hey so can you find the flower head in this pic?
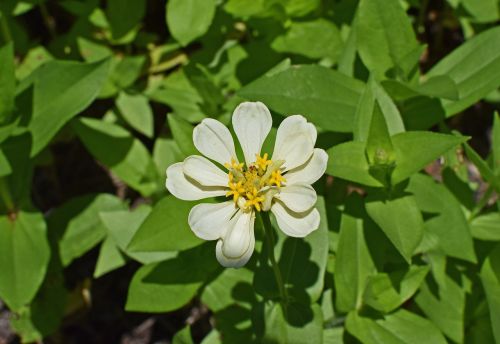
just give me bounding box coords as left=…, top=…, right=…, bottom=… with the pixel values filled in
left=166, top=102, right=328, bottom=268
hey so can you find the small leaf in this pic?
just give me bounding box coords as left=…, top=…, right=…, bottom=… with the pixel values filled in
left=106, top=0, right=145, bottom=40
left=470, top=213, right=500, bottom=241
left=166, top=0, right=216, bottom=46
left=116, top=92, right=154, bottom=138
left=0, top=210, right=50, bottom=311
left=365, top=193, right=424, bottom=263
left=93, top=236, right=126, bottom=278
left=480, top=244, right=500, bottom=344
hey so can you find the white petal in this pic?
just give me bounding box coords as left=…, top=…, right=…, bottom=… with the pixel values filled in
left=272, top=115, right=317, bottom=171
left=271, top=201, right=320, bottom=238
left=232, top=102, right=272, bottom=165
left=215, top=210, right=255, bottom=267
left=166, top=163, right=226, bottom=200
left=285, top=148, right=328, bottom=185
left=188, top=201, right=238, bottom=240
left=183, top=155, right=228, bottom=187
left=193, top=118, right=238, bottom=166
left=274, top=184, right=317, bottom=213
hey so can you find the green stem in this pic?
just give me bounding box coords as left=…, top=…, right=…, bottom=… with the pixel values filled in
left=0, top=10, right=12, bottom=43
left=0, top=177, right=14, bottom=211
left=259, top=212, right=288, bottom=313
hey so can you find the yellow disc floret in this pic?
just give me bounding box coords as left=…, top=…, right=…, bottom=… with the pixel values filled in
left=225, top=153, right=285, bottom=212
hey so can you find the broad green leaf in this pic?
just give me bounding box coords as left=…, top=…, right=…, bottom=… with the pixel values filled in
left=125, top=244, right=219, bottom=312
left=408, top=174, right=477, bottom=262
left=271, top=19, right=342, bottom=61
left=106, top=0, right=145, bottom=40
left=461, top=0, right=499, bottom=23
left=29, top=59, right=110, bottom=156
left=0, top=42, right=15, bottom=123
left=0, top=209, right=50, bottom=311
left=335, top=194, right=376, bottom=312
left=72, top=117, right=159, bottom=196
left=100, top=206, right=174, bottom=264
left=346, top=309, right=447, bottom=344
left=366, top=194, right=423, bottom=263
left=167, top=113, right=198, bottom=156
left=415, top=273, right=465, bottom=343
left=356, top=0, right=419, bottom=80
left=363, top=266, right=429, bottom=313
left=93, top=236, right=126, bottom=278
left=116, top=92, right=154, bottom=138
left=166, top=0, right=216, bottom=46
left=201, top=267, right=253, bottom=312
left=258, top=302, right=323, bottom=344
left=382, top=75, right=459, bottom=101
left=48, top=193, right=126, bottom=266
left=238, top=65, right=364, bottom=132
left=470, top=213, right=500, bottom=241
left=128, top=195, right=203, bottom=253
left=326, top=141, right=383, bottom=187
left=427, top=26, right=500, bottom=118
left=480, top=244, right=500, bottom=343
left=391, top=131, right=467, bottom=184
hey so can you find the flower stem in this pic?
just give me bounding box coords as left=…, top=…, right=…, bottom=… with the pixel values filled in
left=0, top=10, right=12, bottom=43
left=259, top=211, right=288, bottom=312
left=0, top=177, right=14, bottom=211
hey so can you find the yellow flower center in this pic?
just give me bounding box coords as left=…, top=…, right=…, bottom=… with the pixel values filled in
left=225, top=153, right=286, bottom=212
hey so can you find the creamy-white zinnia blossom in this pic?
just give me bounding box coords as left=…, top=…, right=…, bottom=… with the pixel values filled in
left=165, top=102, right=328, bottom=268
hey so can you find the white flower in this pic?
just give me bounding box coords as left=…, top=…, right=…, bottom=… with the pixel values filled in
left=166, top=102, right=328, bottom=268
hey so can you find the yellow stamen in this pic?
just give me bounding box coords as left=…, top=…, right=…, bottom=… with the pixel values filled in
left=224, top=158, right=244, bottom=171
left=255, top=153, right=271, bottom=171
left=268, top=170, right=286, bottom=187
left=245, top=188, right=265, bottom=212
left=226, top=172, right=245, bottom=202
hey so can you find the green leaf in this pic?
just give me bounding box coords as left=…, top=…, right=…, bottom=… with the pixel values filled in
left=238, top=65, right=364, bottom=132
left=29, top=58, right=111, bottom=156
left=0, top=42, right=15, bottom=124
left=128, top=195, right=203, bottom=253
left=415, top=273, right=465, bottom=343
left=427, top=26, right=500, bottom=118
left=363, top=265, right=429, bottom=313
left=346, top=309, right=447, bottom=344
left=335, top=194, right=376, bottom=312
left=167, top=113, right=198, bottom=157
left=326, top=141, right=383, bottom=187
left=116, top=92, right=154, bottom=138
left=48, top=193, right=126, bottom=266
left=106, top=0, right=145, bottom=40
left=366, top=193, right=423, bottom=263
left=93, top=236, right=126, bottom=278
left=166, top=0, right=216, bottom=46
left=470, top=213, right=500, bottom=241
left=271, top=19, right=342, bottom=61
left=356, top=0, right=419, bottom=80
left=408, top=174, right=477, bottom=262
left=480, top=244, right=500, bottom=343
left=366, top=102, right=395, bottom=165
left=125, top=243, right=219, bottom=312
left=461, top=0, right=499, bottom=23
left=173, top=326, right=194, bottom=344
left=258, top=302, right=323, bottom=344
left=391, top=131, right=467, bottom=184
left=100, top=206, right=174, bottom=264
left=0, top=209, right=50, bottom=311
left=72, top=117, right=159, bottom=196
left=153, top=137, right=183, bottom=180
left=493, top=112, right=500, bottom=173
left=382, top=75, right=460, bottom=101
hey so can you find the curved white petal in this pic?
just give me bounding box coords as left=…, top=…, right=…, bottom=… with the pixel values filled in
left=274, top=184, right=317, bottom=213
left=166, top=163, right=226, bottom=200
left=183, top=155, right=228, bottom=187
left=193, top=118, right=238, bottom=166
left=272, top=115, right=317, bottom=171
left=215, top=210, right=255, bottom=267
left=232, top=102, right=272, bottom=165
left=271, top=201, right=320, bottom=238
left=285, top=148, right=328, bottom=185
left=188, top=201, right=238, bottom=240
